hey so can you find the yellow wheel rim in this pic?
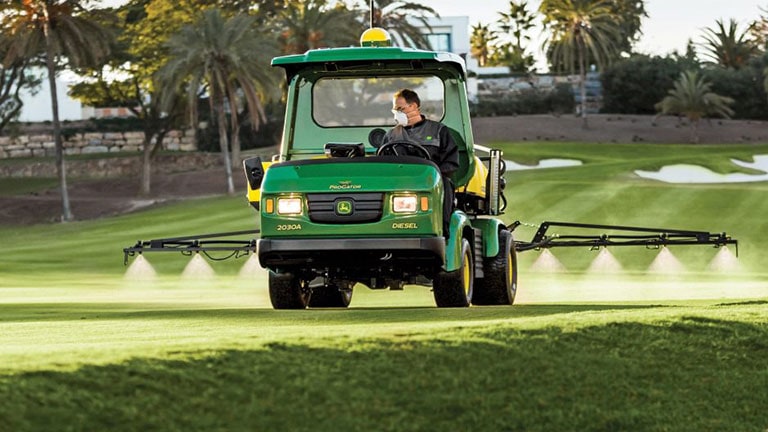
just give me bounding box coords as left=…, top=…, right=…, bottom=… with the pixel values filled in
left=463, top=250, right=472, bottom=296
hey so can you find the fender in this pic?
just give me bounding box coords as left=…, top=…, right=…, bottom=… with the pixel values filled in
left=444, top=211, right=472, bottom=271
left=471, top=218, right=506, bottom=258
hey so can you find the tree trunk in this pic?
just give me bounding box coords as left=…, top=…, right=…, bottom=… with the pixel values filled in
left=231, top=123, right=242, bottom=170
left=225, top=83, right=242, bottom=169
left=691, top=119, right=700, bottom=144
left=44, top=28, right=73, bottom=222
left=214, top=95, right=235, bottom=195
left=139, top=133, right=152, bottom=196
left=577, top=38, right=589, bottom=130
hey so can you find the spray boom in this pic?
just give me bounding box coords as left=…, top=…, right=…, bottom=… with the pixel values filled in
left=514, top=221, right=737, bottom=255
left=123, top=229, right=259, bottom=265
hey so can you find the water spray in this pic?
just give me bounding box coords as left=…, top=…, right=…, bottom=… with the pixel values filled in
left=648, top=246, right=686, bottom=274
left=707, top=246, right=742, bottom=273
left=124, top=254, right=157, bottom=281
left=238, top=254, right=264, bottom=279
left=587, top=248, right=623, bottom=273
left=530, top=249, right=567, bottom=272
left=181, top=253, right=216, bottom=280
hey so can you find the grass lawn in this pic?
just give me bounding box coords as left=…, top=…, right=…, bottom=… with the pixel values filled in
left=0, top=142, right=766, bottom=431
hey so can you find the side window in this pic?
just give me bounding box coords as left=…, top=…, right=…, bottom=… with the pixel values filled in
left=313, top=76, right=444, bottom=127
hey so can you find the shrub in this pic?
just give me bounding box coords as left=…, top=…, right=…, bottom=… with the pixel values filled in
left=703, top=55, right=768, bottom=120
left=601, top=55, right=686, bottom=114
left=471, top=84, right=574, bottom=117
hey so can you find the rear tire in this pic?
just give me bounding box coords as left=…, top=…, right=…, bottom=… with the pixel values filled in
left=269, top=271, right=309, bottom=309
left=433, top=238, right=473, bottom=307
left=473, top=230, right=517, bottom=305
left=308, top=282, right=353, bottom=308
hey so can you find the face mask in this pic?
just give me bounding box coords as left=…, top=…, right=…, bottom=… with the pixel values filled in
left=392, top=110, right=408, bottom=126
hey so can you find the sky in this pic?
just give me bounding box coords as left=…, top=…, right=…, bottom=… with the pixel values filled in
left=417, top=0, right=764, bottom=59
left=97, top=0, right=764, bottom=70
left=96, top=0, right=764, bottom=58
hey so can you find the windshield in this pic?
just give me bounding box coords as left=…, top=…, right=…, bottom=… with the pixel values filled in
left=313, top=76, right=445, bottom=127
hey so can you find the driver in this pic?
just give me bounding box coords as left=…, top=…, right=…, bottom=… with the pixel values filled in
left=383, top=88, right=459, bottom=238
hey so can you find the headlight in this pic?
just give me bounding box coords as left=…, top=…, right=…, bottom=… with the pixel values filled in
left=392, top=195, right=417, bottom=213
left=277, top=197, right=303, bottom=215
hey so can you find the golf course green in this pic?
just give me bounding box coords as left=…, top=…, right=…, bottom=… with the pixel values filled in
left=1, top=142, right=766, bottom=431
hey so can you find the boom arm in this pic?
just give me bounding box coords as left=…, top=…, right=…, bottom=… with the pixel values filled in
left=123, top=230, right=259, bottom=264
left=512, top=221, right=737, bottom=254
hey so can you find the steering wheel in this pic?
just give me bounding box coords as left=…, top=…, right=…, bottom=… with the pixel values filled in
left=376, top=140, right=432, bottom=160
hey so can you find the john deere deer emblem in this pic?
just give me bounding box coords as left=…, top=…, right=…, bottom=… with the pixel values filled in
left=336, top=199, right=353, bottom=215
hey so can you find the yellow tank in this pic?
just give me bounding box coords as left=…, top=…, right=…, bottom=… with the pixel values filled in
left=456, top=156, right=487, bottom=198
left=246, top=160, right=273, bottom=203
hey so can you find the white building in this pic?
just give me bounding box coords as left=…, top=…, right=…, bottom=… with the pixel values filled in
left=412, top=16, right=478, bottom=101
left=18, top=72, right=83, bottom=122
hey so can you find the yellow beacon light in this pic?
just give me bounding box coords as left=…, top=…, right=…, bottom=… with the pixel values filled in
left=360, top=27, right=392, bottom=47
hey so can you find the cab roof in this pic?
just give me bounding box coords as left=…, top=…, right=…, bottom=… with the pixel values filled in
left=271, top=46, right=467, bottom=83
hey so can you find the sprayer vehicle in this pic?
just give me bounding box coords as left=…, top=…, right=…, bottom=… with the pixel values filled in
left=124, top=28, right=737, bottom=309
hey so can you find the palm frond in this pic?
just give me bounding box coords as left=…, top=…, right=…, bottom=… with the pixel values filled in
left=700, top=18, right=758, bottom=69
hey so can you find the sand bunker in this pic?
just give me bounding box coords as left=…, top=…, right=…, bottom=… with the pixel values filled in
left=635, top=155, right=768, bottom=183
left=506, top=158, right=583, bottom=170
left=474, top=145, right=583, bottom=171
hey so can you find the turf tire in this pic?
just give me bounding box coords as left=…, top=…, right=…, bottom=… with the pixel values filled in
left=472, top=230, right=518, bottom=305
left=269, top=271, right=309, bottom=309
left=433, top=238, right=473, bottom=307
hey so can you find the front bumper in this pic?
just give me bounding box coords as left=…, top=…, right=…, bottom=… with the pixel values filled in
left=258, top=237, right=445, bottom=270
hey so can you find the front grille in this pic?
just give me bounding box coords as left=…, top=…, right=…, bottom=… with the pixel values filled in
left=307, top=193, right=384, bottom=224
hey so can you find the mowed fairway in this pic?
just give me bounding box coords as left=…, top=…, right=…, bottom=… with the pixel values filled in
left=1, top=142, right=767, bottom=431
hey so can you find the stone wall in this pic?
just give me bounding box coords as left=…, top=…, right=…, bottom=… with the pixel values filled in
left=0, top=129, right=196, bottom=159
left=0, top=152, right=224, bottom=179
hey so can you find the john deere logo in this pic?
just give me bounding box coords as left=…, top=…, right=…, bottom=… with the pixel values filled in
left=336, top=200, right=353, bottom=215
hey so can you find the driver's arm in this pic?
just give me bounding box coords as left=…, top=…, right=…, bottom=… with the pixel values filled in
left=436, top=125, right=459, bottom=177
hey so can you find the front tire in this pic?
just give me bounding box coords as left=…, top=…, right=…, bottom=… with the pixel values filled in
left=433, top=238, right=473, bottom=307
left=473, top=230, right=517, bottom=305
left=269, top=271, right=309, bottom=309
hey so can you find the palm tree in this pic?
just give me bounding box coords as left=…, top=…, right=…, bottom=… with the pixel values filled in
left=655, top=70, right=735, bottom=143
left=763, top=66, right=768, bottom=102
left=158, top=9, right=277, bottom=195
left=701, top=18, right=758, bottom=69
left=470, top=24, right=494, bottom=67
left=497, top=1, right=537, bottom=53
left=277, top=0, right=359, bottom=54
left=748, top=6, right=768, bottom=100
left=539, top=0, right=620, bottom=128
left=493, top=1, right=537, bottom=72
left=749, top=5, right=767, bottom=50
left=2, top=0, right=112, bottom=222
left=368, top=0, right=439, bottom=49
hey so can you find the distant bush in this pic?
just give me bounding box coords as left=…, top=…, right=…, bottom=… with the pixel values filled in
left=471, top=84, right=575, bottom=117
left=703, top=55, right=768, bottom=120
left=601, top=55, right=687, bottom=114
left=602, top=53, right=768, bottom=120
left=196, top=101, right=285, bottom=152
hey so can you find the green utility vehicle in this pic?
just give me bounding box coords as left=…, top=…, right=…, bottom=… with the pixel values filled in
left=244, top=28, right=515, bottom=309
left=124, top=28, right=736, bottom=309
